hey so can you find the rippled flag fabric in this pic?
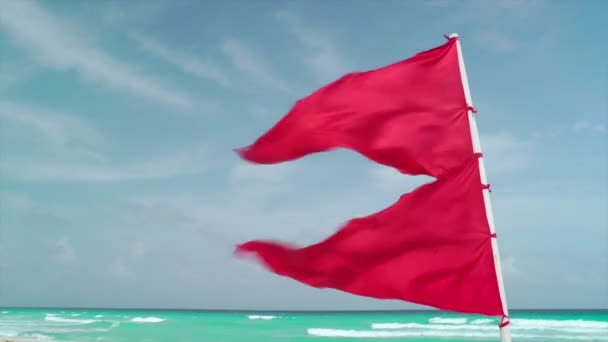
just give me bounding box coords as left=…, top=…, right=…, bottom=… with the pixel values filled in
left=236, top=38, right=471, bottom=178
left=235, top=155, right=503, bottom=316
left=233, top=37, right=505, bottom=317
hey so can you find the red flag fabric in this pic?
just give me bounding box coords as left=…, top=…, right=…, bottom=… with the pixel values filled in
left=235, top=155, right=504, bottom=316
left=236, top=38, right=472, bottom=178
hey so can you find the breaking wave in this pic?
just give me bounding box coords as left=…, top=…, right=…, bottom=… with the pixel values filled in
left=511, top=318, right=608, bottom=329
left=428, top=317, right=468, bottom=324
left=130, top=317, right=165, bottom=323
left=471, top=318, right=494, bottom=324
left=44, top=314, right=98, bottom=325
left=1, top=313, right=120, bottom=339
left=248, top=315, right=277, bottom=320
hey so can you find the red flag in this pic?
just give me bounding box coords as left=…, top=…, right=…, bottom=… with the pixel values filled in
left=236, top=38, right=472, bottom=178
left=235, top=155, right=503, bottom=316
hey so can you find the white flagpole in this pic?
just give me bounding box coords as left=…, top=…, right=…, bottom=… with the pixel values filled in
left=449, top=33, right=512, bottom=342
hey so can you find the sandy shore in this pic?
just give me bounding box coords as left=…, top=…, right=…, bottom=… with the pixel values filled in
left=1, top=339, right=34, bottom=342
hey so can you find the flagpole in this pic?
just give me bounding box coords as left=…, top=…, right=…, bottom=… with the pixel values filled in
left=449, top=33, right=512, bottom=342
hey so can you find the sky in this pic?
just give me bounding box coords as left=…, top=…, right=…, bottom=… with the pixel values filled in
left=0, top=0, right=606, bottom=311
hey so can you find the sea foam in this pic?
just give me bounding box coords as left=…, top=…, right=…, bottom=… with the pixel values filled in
left=44, top=314, right=97, bottom=325
left=308, top=328, right=498, bottom=338
left=248, top=315, right=277, bottom=320
left=428, top=317, right=468, bottom=324
left=130, top=317, right=166, bottom=323
left=309, top=328, right=608, bottom=340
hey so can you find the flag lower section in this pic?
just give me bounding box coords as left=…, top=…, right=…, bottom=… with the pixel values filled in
left=234, top=155, right=504, bottom=316
left=236, top=38, right=471, bottom=178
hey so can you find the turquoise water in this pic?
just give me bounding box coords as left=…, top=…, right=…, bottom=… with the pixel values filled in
left=0, top=309, right=606, bottom=341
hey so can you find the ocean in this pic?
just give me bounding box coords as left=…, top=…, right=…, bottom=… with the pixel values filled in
left=0, top=309, right=606, bottom=342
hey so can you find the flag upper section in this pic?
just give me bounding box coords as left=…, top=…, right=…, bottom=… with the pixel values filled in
left=235, top=155, right=503, bottom=316
left=236, top=38, right=472, bottom=178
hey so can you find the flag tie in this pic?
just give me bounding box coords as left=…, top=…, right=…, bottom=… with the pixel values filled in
left=481, top=184, right=491, bottom=192
left=467, top=105, right=477, bottom=113
left=499, top=315, right=510, bottom=328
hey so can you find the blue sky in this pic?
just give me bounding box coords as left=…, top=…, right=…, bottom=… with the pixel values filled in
left=0, top=0, right=606, bottom=310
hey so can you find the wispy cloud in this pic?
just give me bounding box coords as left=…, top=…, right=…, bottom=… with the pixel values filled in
left=476, top=30, right=517, bottom=53
left=221, top=37, right=292, bottom=94
left=0, top=61, right=36, bottom=91
left=422, top=0, right=547, bottom=53
left=574, top=120, right=606, bottom=134
left=131, top=240, right=147, bottom=259
left=0, top=98, right=209, bottom=183
left=0, top=100, right=105, bottom=147
left=0, top=191, right=72, bottom=229
left=1, top=148, right=208, bottom=183
left=480, top=131, right=532, bottom=175
left=230, top=161, right=293, bottom=185
left=275, top=10, right=350, bottom=83
left=369, top=166, right=434, bottom=194
left=0, top=244, right=8, bottom=272
left=0, top=191, right=36, bottom=212
left=501, top=255, right=522, bottom=278
left=49, top=236, right=76, bottom=264
left=109, top=257, right=135, bottom=280
left=128, top=31, right=230, bottom=87
left=0, top=0, right=193, bottom=110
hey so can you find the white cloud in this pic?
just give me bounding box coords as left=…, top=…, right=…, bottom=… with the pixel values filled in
left=275, top=10, right=351, bottom=83
left=128, top=31, right=230, bottom=87
left=221, top=37, right=292, bottom=94
left=0, top=0, right=193, bottom=110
